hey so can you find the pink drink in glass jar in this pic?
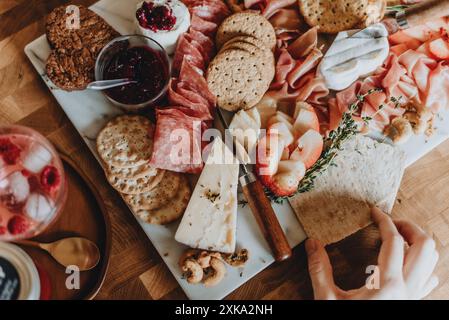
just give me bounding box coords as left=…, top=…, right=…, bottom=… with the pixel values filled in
left=0, top=125, right=67, bottom=241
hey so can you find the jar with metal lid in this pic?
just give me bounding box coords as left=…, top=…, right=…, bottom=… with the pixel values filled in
left=0, top=242, right=40, bottom=300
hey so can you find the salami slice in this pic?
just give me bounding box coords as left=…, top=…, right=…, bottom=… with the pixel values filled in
left=150, top=108, right=204, bottom=174
left=190, top=14, right=218, bottom=37
left=172, top=34, right=205, bottom=76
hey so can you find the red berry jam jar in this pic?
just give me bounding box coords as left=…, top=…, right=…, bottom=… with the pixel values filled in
left=95, top=35, right=170, bottom=112
left=0, top=125, right=67, bottom=241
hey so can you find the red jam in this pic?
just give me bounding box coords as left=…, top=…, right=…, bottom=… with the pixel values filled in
left=103, top=46, right=169, bottom=105
left=136, top=1, right=177, bottom=32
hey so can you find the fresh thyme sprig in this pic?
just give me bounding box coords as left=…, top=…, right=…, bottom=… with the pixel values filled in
left=266, top=88, right=384, bottom=204
left=386, top=5, right=410, bottom=14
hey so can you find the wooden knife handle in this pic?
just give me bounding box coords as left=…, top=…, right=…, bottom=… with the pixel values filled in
left=240, top=173, right=292, bottom=262
left=405, top=0, right=449, bottom=28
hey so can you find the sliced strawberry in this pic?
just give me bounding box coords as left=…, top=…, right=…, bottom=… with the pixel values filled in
left=266, top=111, right=293, bottom=128
left=7, top=215, right=30, bottom=235
left=290, top=129, right=323, bottom=169
left=268, top=122, right=294, bottom=146
left=256, top=132, right=285, bottom=177
left=293, top=102, right=320, bottom=138
left=257, top=160, right=305, bottom=197
left=0, top=226, right=6, bottom=235
left=429, top=38, right=449, bottom=60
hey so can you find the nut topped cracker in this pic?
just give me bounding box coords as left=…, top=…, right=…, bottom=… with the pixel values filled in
left=46, top=5, right=118, bottom=54
left=299, top=0, right=386, bottom=34
left=45, top=5, right=119, bottom=90
left=96, top=115, right=154, bottom=169
left=216, top=11, right=276, bottom=49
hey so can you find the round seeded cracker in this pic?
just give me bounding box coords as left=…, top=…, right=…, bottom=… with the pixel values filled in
left=96, top=115, right=154, bottom=169
left=216, top=12, right=276, bottom=50
left=219, top=39, right=274, bottom=82
left=107, top=168, right=165, bottom=195
left=108, top=162, right=157, bottom=180
left=123, top=171, right=181, bottom=211
left=299, top=0, right=386, bottom=34
left=207, top=49, right=271, bottom=111
left=135, top=175, right=191, bottom=225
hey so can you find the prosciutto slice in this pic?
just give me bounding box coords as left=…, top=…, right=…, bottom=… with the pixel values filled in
left=242, top=0, right=304, bottom=38
left=266, top=29, right=328, bottom=108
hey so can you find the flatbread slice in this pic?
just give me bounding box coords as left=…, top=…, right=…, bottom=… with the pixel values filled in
left=289, top=134, right=406, bottom=245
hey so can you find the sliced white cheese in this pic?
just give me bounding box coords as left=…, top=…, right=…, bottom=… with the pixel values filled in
left=175, top=137, right=239, bottom=254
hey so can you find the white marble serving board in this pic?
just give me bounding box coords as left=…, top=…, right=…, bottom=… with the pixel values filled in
left=24, top=0, right=449, bottom=300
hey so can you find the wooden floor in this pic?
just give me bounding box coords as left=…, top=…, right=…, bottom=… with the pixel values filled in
left=1, top=0, right=449, bottom=300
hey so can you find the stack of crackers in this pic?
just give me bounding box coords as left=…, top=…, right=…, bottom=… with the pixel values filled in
left=45, top=5, right=119, bottom=91
left=207, top=12, right=276, bottom=111
left=96, top=115, right=191, bottom=225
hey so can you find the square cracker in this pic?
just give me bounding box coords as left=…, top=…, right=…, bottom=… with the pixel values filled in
left=289, top=134, right=406, bottom=245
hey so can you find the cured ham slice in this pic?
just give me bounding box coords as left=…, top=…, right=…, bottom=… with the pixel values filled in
left=151, top=0, right=229, bottom=173
left=241, top=0, right=305, bottom=40
left=266, top=29, right=328, bottom=108
left=150, top=108, right=204, bottom=174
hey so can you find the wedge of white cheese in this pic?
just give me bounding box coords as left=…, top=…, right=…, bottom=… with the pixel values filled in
left=175, top=137, right=239, bottom=253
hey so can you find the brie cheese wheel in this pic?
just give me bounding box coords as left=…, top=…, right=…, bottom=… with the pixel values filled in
left=318, top=23, right=389, bottom=91
left=135, top=0, right=190, bottom=55
left=175, top=137, right=239, bottom=254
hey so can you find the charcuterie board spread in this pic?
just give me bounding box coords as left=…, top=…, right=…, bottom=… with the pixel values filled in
left=24, top=0, right=449, bottom=299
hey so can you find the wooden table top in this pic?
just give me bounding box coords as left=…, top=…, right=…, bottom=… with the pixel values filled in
left=1, top=0, right=449, bottom=300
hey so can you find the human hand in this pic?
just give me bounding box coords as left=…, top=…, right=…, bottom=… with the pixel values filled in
left=305, top=207, right=439, bottom=300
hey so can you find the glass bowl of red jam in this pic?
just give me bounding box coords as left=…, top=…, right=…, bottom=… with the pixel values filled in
left=0, top=125, right=67, bottom=241
left=95, top=34, right=170, bottom=112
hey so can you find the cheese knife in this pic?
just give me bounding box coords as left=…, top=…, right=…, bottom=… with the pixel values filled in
left=217, top=108, right=292, bottom=262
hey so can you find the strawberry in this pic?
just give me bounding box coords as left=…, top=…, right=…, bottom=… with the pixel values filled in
left=256, top=159, right=306, bottom=197
left=290, top=129, right=323, bottom=169
left=0, top=226, right=7, bottom=235
left=7, top=215, right=30, bottom=235
left=293, top=102, right=320, bottom=138
left=40, top=165, right=61, bottom=193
